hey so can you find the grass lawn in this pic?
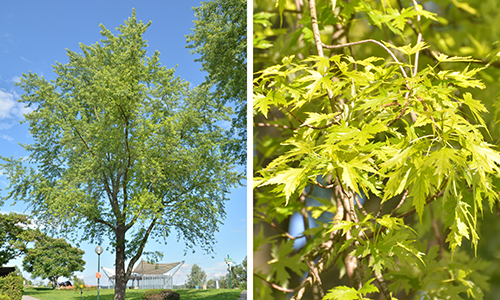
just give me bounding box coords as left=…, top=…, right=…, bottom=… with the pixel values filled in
left=23, top=287, right=244, bottom=300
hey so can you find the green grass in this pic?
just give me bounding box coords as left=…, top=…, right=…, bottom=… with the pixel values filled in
left=23, top=287, right=244, bottom=300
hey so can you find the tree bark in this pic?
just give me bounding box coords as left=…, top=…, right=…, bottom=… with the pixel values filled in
left=114, top=224, right=127, bottom=300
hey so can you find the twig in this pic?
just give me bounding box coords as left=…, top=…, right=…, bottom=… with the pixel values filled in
left=299, top=190, right=311, bottom=242
left=305, top=259, right=325, bottom=299
left=374, top=271, right=391, bottom=299
left=255, top=122, right=290, bottom=129
left=309, top=0, right=324, bottom=57
left=291, top=276, right=314, bottom=300
left=411, top=0, right=423, bottom=77
left=390, top=189, right=410, bottom=216
left=308, top=0, right=334, bottom=99
left=354, top=193, right=369, bottom=217
left=254, top=273, right=295, bottom=293
left=314, top=180, right=335, bottom=189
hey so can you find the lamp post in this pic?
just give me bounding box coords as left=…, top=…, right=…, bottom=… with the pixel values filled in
left=224, top=255, right=233, bottom=289
left=95, top=246, right=103, bottom=300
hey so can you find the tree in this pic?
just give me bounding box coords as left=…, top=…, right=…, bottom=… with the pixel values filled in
left=229, top=256, right=247, bottom=289
left=186, top=0, right=247, bottom=164
left=218, top=274, right=231, bottom=289
left=254, top=0, right=500, bottom=299
left=0, top=212, right=38, bottom=266
left=22, top=236, right=85, bottom=288
left=185, top=263, right=207, bottom=288
left=0, top=10, right=241, bottom=300
left=206, top=278, right=215, bottom=289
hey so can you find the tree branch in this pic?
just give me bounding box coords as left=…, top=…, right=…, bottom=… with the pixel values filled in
left=254, top=273, right=295, bottom=293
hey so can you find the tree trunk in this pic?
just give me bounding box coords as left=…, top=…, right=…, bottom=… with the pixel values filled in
left=114, top=225, right=127, bottom=300
left=52, top=276, right=58, bottom=289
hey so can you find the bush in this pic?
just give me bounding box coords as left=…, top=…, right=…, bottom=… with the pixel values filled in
left=142, top=289, right=180, bottom=300
left=0, top=272, right=23, bottom=300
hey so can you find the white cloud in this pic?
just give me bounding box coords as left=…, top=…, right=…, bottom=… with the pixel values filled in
left=1, top=134, right=14, bottom=143
left=0, top=122, right=15, bottom=130
left=11, top=76, right=21, bottom=83
left=0, top=89, right=32, bottom=120
left=20, top=56, right=32, bottom=64
left=204, top=262, right=230, bottom=280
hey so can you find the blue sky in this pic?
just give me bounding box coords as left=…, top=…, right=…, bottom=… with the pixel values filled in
left=0, top=0, right=247, bottom=287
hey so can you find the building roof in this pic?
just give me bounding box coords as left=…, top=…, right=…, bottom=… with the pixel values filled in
left=133, top=259, right=182, bottom=275
left=101, top=259, right=182, bottom=279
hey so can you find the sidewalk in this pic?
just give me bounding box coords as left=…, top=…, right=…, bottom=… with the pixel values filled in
left=237, top=290, right=247, bottom=300
left=22, top=296, right=40, bottom=300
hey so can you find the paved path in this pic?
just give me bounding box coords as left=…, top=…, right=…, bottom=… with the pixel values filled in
left=22, top=296, right=40, bottom=300
left=237, top=290, right=247, bottom=300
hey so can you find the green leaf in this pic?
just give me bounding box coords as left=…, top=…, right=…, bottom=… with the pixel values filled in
left=408, top=173, right=430, bottom=221
left=324, top=285, right=359, bottom=300
left=358, top=278, right=380, bottom=294
left=263, top=168, right=308, bottom=203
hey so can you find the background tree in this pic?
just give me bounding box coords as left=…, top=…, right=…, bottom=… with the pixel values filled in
left=0, top=213, right=39, bottom=266
left=218, top=275, right=231, bottom=289
left=230, top=256, right=247, bottom=289
left=254, top=0, right=500, bottom=299
left=22, top=236, right=85, bottom=288
left=186, top=0, right=247, bottom=164
left=185, top=263, right=207, bottom=288
left=0, top=10, right=241, bottom=300
left=206, top=278, right=215, bottom=289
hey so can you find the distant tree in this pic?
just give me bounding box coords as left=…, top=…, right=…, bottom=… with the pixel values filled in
left=185, top=263, right=207, bottom=288
left=216, top=258, right=246, bottom=289
left=72, top=275, right=85, bottom=288
left=0, top=10, right=241, bottom=300
left=218, top=274, right=231, bottom=289
left=0, top=212, right=39, bottom=266
left=206, top=278, right=215, bottom=289
left=22, top=236, right=85, bottom=288
left=231, top=256, right=247, bottom=289
left=186, top=0, right=247, bottom=165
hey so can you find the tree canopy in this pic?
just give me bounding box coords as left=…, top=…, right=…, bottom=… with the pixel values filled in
left=0, top=212, right=38, bottom=266
left=186, top=0, right=247, bottom=164
left=254, top=0, right=500, bottom=299
left=186, top=263, right=207, bottom=288
left=23, top=236, right=85, bottom=288
left=0, top=9, right=241, bottom=300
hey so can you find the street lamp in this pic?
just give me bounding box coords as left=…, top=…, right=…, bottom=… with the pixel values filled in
left=95, top=246, right=103, bottom=300
left=224, top=255, right=233, bottom=289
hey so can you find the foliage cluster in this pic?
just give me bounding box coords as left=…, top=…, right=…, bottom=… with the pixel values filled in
left=253, top=0, right=500, bottom=299
left=186, top=0, right=247, bottom=164
left=0, top=272, right=23, bottom=300
left=0, top=212, right=39, bottom=266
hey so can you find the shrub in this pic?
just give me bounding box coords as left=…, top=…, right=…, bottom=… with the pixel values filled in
left=142, top=289, right=180, bottom=300
left=0, top=272, right=23, bottom=300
